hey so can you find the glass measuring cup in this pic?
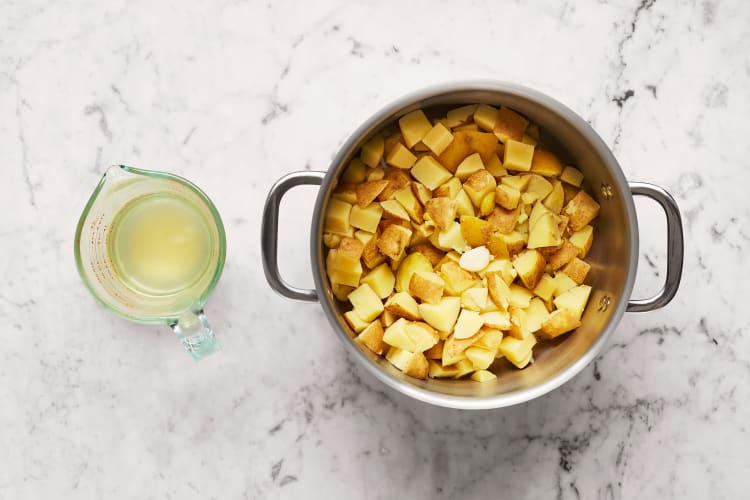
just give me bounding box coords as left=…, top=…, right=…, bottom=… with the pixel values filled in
left=75, top=165, right=226, bottom=360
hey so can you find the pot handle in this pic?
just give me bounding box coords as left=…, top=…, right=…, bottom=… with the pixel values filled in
left=261, top=171, right=326, bottom=302
left=627, top=182, right=684, bottom=312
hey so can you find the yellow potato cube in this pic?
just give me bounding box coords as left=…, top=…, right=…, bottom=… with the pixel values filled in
left=411, top=156, right=453, bottom=190
left=455, top=153, right=485, bottom=181
left=342, top=158, right=367, bottom=183
left=452, top=358, right=476, bottom=378
left=494, top=184, right=520, bottom=211
left=525, top=297, right=551, bottom=333
left=509, top=284, right=534, bottom=308
left=530, top=149, right=563, bottom=177
left=384, top=292, right=422, bottom=321
left=564, top=190, right=601, bottom=232
left=479, top=192, right=496, bottom=217
left=433, top=177, right=462, bottom=199
left=360, top=263, right=395, bottom=299
left=453, top=309, right=484, bottom=339
left=367, top=167, right=385, bottom=181
left=482, top=258, right=516, bottom=284
left=459, top=215, right=489, bottom=247
left=437, top=221, right=470, bottom=252
left=463, top=169, right=497, bottom=207
left=485, top=153, right=507, bottom=178
left=453, top=123, right=479, bottom=132
left=429, top=359, right=462, bottom=378
left=378, top=169, right=411, bottom=201
left=409, top=271, right=445, bottom=304
left=533, top=273, right=557, bottom=302
left=380, top=199, right=410, bottom=221
left=493, top=107, right=529, bottom=143
left=569, top=225, right=594, bottom=258
left=499, top=334, right=536, bottom=367
left=526, top=174, right=554, bottom=201
left=331, top=282, right=354, bottom=301
left=473, top=104, right=499, bottom=131
left=442, top=330, right=483, bottom=365
left=554, top=284, right=592, bottom=319
left=349, top=203, right=383, bottom=233
left=562, top=257, right=591, bottom=284
left=326, top=249, right=363, bottom=287
left=480, top=310, right=512, bottom=330
left=406, top=321, right=440, bottom=352
left=424, top=339, right=444, bottom=359
left=393, top=186, right=424, bottom=223
left=356, top=321, right=386, bottom=355
left=454, top=189, right=476, bottom=217
left=377, top=224, right=412, bottom=260
left=445, top=104, right=479, bottom=127
left=501, top=174, right=531, bottom=191
left=344, top=309, right=370, bottom=333
left=471, top=369, right=497, bottom=382
left=325, top=198, right=353, bottom=235
left=425, top=196, right=457, bottom=231
left=418, top=296, right=461, bottom=334
left=527, top=212, right=562, bottom=249
left=465, top=346, right=496, bottom=370
left=544, top=180, right=565, bottom=214
left=552, top=271, right=578, bottom=297
left=361, top=135, right=384, bottom=168
left=356, top=179, right=390, bottom=208
left=383, top=318, right=416, bottom=351
left=560, top=166, right=584, bottom=187
left=475, top=327, right=504, bottom=350
left=385, top=142, right=417, bottom=169
left=348, top=283, right=384, bottom=322
left=529, top=200, right=552, bottom=228
left=503, top=139, right=535, bottom=172
left=540, top=308, right=582, bottom=339
left=422, top=123, right=454, bottom=156
left=438, top=131, right=498, bottom=172
left=395, top=252, right=433, bottom=292
left=332, top=184, right=358, bottom=205
left=512, top=249, right=547, bottom=289
left=440, top=261, right=476, bottom=295
left=398, top=109, right=433, bottom=148
left=461, top=287, right=488, bottom=311
left=487, top=272, right=511, bottom=310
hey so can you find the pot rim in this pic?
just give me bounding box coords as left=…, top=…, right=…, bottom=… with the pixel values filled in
left=310, top=80, right=638, bottom=409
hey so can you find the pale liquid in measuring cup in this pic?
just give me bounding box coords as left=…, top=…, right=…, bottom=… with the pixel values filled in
left=108, top=192, right=213, bottom=296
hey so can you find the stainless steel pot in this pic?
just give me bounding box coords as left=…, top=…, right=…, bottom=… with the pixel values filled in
left=261, top=82, right=684, bottom=409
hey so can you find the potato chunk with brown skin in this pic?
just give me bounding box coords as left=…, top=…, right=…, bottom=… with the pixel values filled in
left=487, top=206, right=518, bottom=234
left=409, top=271, right=445, bottom=304
left=540, top=309, right=581, bottom=339
left=549, top=240, right=580, bottom=270
left=438, top=131, right=498, bottom=172
left=493, top=107, right=529, bottom=142
left=356, top=180, right=390, bottom=208
left=564, top=191, right=600, bottom=231
left=562, top=257, right=591, bottom=284
left=356, top=321, right=386, bottom=354
left=377, top=224, right=412, bottom=260
left=512, top=249, right=546, bottom=289
left=378, top=169, right=411, bottom=201
left=425, top=197, right=457, bottom=231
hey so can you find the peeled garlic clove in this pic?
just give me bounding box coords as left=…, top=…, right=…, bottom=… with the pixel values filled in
left=459, top=245, right=490, bottom=272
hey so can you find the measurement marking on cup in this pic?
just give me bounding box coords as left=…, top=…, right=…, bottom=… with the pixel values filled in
left=598, top=295, right=612, bottom=312
left=601, top=183, right=613, bottom=199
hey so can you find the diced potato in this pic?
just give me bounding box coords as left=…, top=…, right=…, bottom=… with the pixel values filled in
left=378, top=169, right=411, bottom=201
left=473, top=104, right=499, bottom=131
left=525, top=297, right=551, bottom=333
left=493, top=107, right=529, bottom=142
left=560, top=166, right=584, bottom=187
left=460, top=216, right=489, bottom=247
left=512, top=249, right=546, bottom=289
left=429, top=360, right=462, bottom=378
left=342, top=158, right=367, bottom=183
left=327, top=248, right=364, bottom=287
left=482, top=258, right=516, bottom=284
left=398, top=110, right=433, bottom=148
left=529, top=200, right=552, bottom=228
left=362, top=234, right=385, bottom=269
left=453, top=123, right=479, bottom=132
left=465, top=346, right=496, bottom=370
left=564, top=191, right=601, bottom=232
left=554, top=284, right=592, bottom=319
left=356, top=321, right=386, bottom=354
left=394, top=186, right=424, bottom=223
left=562, top=257, right=591, bottom=284
left=498, top=231, right=526, bottom=257
left=344, top=309, right=370, bottom=333
left=454, top=309, right=484, bottom=339
left=548, top=240, right=579, bottom=270
left=418, top=296, right=461, bottom=334
left=355, top=180, right=390, bottom=208
left=463, top=169, right=497, bottom=207
left=409, top=243, right=445, bottom=267
left=452, top=358, right=476, bottom=378
left=386, top=142, right=418, bottom=169
left=509, top=284, right=534, bottom=308
left=495, top=184, right=520, bottom=210
left=459, top=246, right=491, bottom=273
left=367, top=167, right=385, bottom=181
left=527, top=212, right=562, bottom=249
left=440, top=261, right=476, bottom=295
left=331, top=282, right=354, bottom=301
left=348, top=283, right=384, bottom=322
left=394, top=252, right=433, bottom=293
left=442, top=329, right=483, bottom=364
left=479, top=191, right=496, bottom=217
left=501, top=174, right=531, bottom=191
left=552, top=271, right=578, bottom=297
left=380, top=199, right=410, bottom=221
left=438, top=131, right=498, bottom=172
left=409, top=271, right=445, bottom=304
left=411, top=156, right=453, bottom=190
left=503, top=139, right=535, bottom=172
left=425, top=196, right=457, bottom=231
left=386, top=347, right=429, bottom=379
left=411, top=182, right=432, bottom=205
left=471, top=369, right=497, bottom=382
left=437, top=221, right=470, bottom=253
left=455, top=153, right=485, bottom=181
left=445, top=104, right=479, bottom=127
left=332, top=184, right=359, bottom=205
left=543, top=180, right=565, bottom=214
left=384, top=292, right=422, bottom=321
left=422, top=123, right=454, bottom=156
left=569, top=225, right=594, bottom=258
left=380, top=309, right=396, bottom=327
left=487, top=206, right=518, bottom=235
left=474, top=327, right=504, bottom=350
left=461, top=287, right=488, bottom=311
left=383, top=318, right=415, bottom=351
left=433, top=177, right=462, bottom=199
left=530, top=150, right=563, bottom=177
left=533, top=273, right=556, bottom=302
left=499, top=334, right=536, bottom=368
left=487, top=272, right=511, bottom=311
left=424, top=339, right=444, bottom=360
left=454, top=189, right=476, bottom=217
left=360, top=262, right=395, bottom=299
left=406, top=321, right=440, bottom=352
left=349, top=203, right=383, bottom=233
left=325, top=198, right=353, bottom=234
left=361, top=135, right=384, bottom=167
left=485, top=154, right=507, bottom=178
left=377, top=224, right=412, bottom=260
left=539, top=308, right=581, bottom=339
left=526, top=174, right=554, bottom=201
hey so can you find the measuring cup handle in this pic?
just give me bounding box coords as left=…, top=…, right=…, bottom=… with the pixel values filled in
left=171, top=309, right=221, bottom=360
left=261, top=171, right=325, bottom=302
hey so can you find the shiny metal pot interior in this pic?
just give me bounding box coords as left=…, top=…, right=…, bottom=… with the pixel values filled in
left=262, top=82, right=683, bottom=409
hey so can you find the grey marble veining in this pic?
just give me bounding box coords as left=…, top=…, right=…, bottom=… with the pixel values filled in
left=1, top=0, right=749, bottom=498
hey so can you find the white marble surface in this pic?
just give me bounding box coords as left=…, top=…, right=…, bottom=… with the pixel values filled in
left=1, top=0, right=749, bottom=498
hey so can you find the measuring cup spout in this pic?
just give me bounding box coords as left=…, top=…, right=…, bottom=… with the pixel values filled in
left=171, top=308, right=221, bottom=360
